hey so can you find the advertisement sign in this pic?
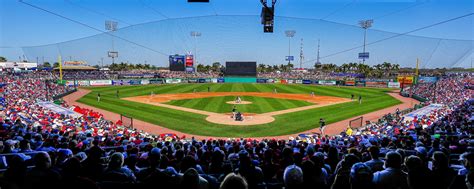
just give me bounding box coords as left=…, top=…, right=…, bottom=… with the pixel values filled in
left=149, top=79, right=163, bottom=84
left=303, top=80, right=312, bottom=84
left=287, top=79, right=294, bottom=84
left=296, top=80, right=303, bottom=84
left=165, top=79, right=182, bottom=84
left=274, top=79, right=281, bottom=83
left=397, top=76, right=414, bottom=84
left=217, top=78, right=225, bottom=83
left=387, top=82, right=400, bottom=88
left=185, top=55, right=194, bottom=68
left=318, top=80, right=336, bottom=85
left=345, top=80, right=355, bottom=86
left=188, top=79, right=198, bottom=83
left=355, top=81, right=366, bottom=87
left=129, top=80, right=141, bottom=85
left=141, top=79, right=150, bottom=85
left=198, top=78, right=206, bottom=83
left=90, top=80, right=112, bottom=86
left=418, top=76, right=438, bottom=84
left=65, top=80, right=76, bottom=86
left=358, top=52, right=369, bottom=59
left=211, top=78, right=218, bottom=83
left=285, top=56, right=294, bottom=61
left=169, top=55, right=185, bottom=71
left=365, top=81, right=388, bottom=88
left=257, top=79, right=267, bottom=83
left=267, top=79, right=274, bottom=83
left=77, top=80, right=90, bottom=86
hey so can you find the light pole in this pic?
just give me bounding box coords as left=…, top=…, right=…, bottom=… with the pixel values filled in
left=190, top=31, right=201, bottom=65
left=105, top=20, right=118, bottom=64
left=285, top=30, right=296, bottom=65
left=359, top=19, right=373, bottom=64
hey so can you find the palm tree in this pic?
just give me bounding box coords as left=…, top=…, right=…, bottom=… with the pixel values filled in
left=43, top=62, right=51, bottom=68
left=257, top=64, right=266, bottom=73
left=0, top=56, right=7, bottom=62
left=197, top=64, right=205, bottom=72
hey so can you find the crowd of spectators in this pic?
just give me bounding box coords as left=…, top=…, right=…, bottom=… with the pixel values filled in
left=0, top=71, right=472, bottom=189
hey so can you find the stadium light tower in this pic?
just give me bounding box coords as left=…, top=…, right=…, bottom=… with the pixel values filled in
left=105, top=20, right=118, bottom=64
left=359, top=19, right=373, bottom=64
left=285, top=30, right=296, bottom=65
left=190, top=31, right=201, bottom=65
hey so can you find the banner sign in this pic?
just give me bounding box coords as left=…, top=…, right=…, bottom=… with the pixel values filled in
left=397, top=76, right=414, bottom=84
left=318, top=80, right=336, bottom=85
left=141, top=79, right=150, bottom=85
left=267, top=79, right=274, bottom=83
left=149, top=79, right=163, bottom=84
left=418, top=76, right=438, bottom=84
left=77, top=80, right=90, bottom=86
left=387, top=82, right=400, bottom=88
left=90, top=80, right=112, bottom=86
left=274, top=79, right=281, bottom=83
left=211, top=78, right=218, bottom=83
left=217, top=78, right=225, bottom=83
left=287, top=79, right=294, bottom=84
left=345, top=80, right=355, bottom=86
left=303, top=80, right=312, bottom=84
left=165, top=78, right=182, bottom=84
left=63, top=61, right=87, bottom=66
left=355, top=81, right=366, bottom=87
left=296, top=80, right=303, bottom=84
left=129, top=80, right=141, bottom=85
left=365, top=81, right=388, bottom=88
left=257, top=78, right=267, bottom=83
left=188, top=79, right=198, bottom=83
left=198, top=78, right=206, bottom=83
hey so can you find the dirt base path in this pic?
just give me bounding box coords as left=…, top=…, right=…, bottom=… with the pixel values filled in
left=64, top=89, right=418, bottom=140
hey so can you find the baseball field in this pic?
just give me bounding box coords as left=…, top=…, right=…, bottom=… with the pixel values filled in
left=77, top=83, right=401, bottom=137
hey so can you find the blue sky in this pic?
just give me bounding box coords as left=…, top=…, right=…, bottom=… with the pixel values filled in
left=0, top=0, right=473, bottom=68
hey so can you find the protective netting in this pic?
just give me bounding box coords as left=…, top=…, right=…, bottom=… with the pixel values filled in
left=20, top=15, right=473, bottom=68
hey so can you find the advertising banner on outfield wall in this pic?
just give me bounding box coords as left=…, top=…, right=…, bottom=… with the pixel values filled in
left=217, top=78, right=225, bottom=83
left=198, top=79, right=206, bottom=83
left=90, top=80, right=112, bottom=86
left=188, top=79, right=197, bottom=83
left=296, top=80, right=303, bottom=84
left=267, top=79, right=274, bottom=83
left=397, top=76, right=414, bottom=84
left=417, top=76, right=438, bottom=83
left=211, top=78, right=218, bottom=83
left=129, top=80, right=141, bottom=85
left=280, top=79, right=288, bottom=84
left=345, top=80, right=355, bottom=86
left=77, top=80, right=90, bottom=86
left=274, top=79, right=281, bottom=83
left=149, top=79, right=163, bottom=84
left=355, top=81, right=366, bottom=87
left=165, top=78, right=182, bottom=84
left=318, top=80, right=336, bottom=85
left=365, top=81, right=388, bottom=88
left=141, top=79, right=150, bottom=85
left=303, top=80, right=312, bottom=84
left=287, top=79, right=294, bottom=84
left=257, top=79, right=267, bottom=83
left=387, top=82, right=400, bottom=88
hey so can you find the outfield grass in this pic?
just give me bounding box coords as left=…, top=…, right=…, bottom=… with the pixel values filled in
left=78, top=83, right=401, bottom=137
left=165, top=96, right=313, bottom=114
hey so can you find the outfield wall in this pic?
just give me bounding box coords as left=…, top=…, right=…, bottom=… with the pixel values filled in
left=62, top=78, right=401, bottom=88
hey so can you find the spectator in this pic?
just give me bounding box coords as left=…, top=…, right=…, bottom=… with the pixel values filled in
left=219, top=173, right=248, bottom=189
left=372, top=151, right=408, bottom=189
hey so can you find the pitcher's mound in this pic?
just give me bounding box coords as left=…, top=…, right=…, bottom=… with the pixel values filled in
left=226, top=101, right=252, bottom=105
left=206, top=114, right=275, bottom=125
